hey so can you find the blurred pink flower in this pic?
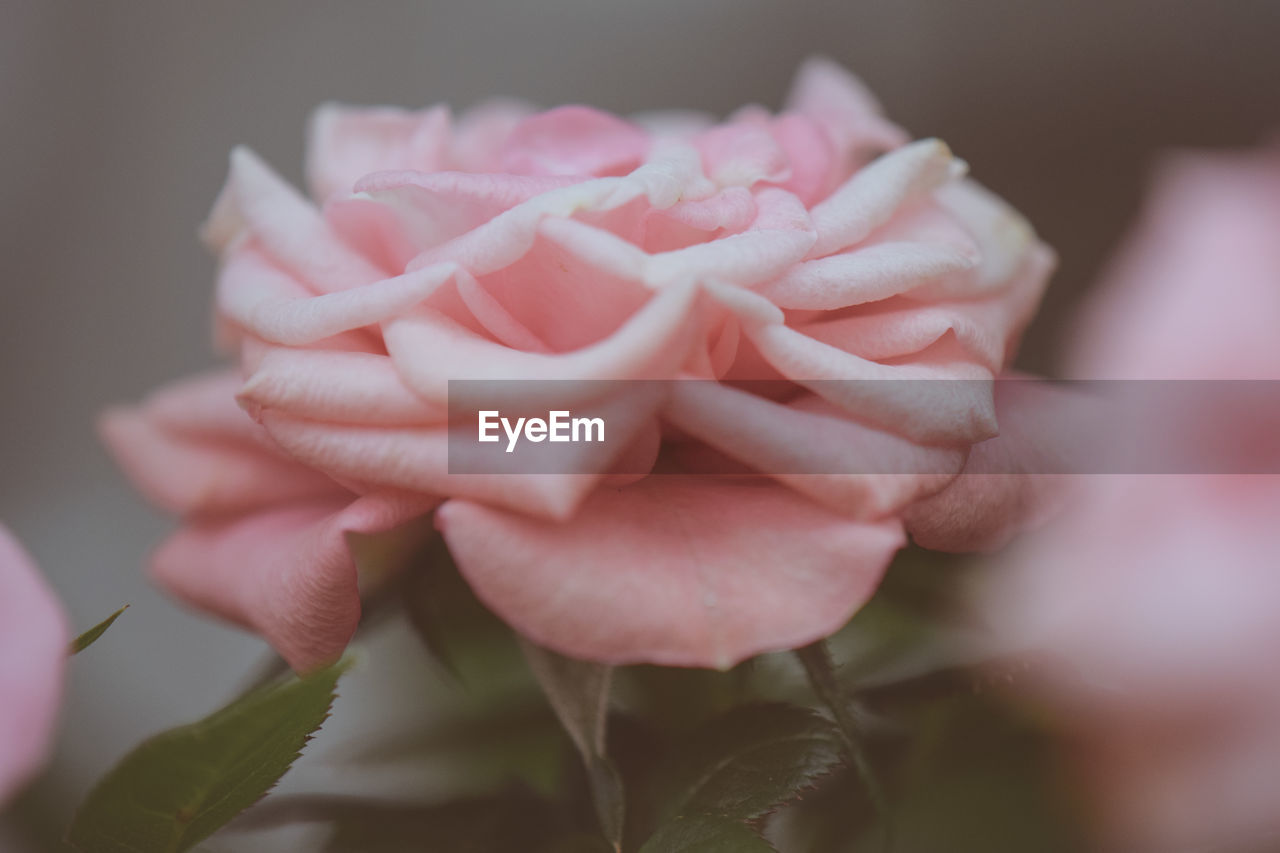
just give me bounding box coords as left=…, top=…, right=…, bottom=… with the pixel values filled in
left=0, top=526, right=67, bottom=805
left=981, top=146, right=1280, bottom=850
left=106, top=59, right=1054, bottom=670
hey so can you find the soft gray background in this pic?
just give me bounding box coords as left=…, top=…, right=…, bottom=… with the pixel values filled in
left=2, top=1, right=1278, bottom=848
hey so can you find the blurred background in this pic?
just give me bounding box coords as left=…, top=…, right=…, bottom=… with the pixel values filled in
left=2, top=1, right=1279, bottom=849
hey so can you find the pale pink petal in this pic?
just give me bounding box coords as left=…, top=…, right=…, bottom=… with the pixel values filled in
left=235, top=327, right=384, bottom=377
left=700, top=279, right=785, bottom=328
left=0, top=526, right=68, bottom=804
left=643, top=188, right=816, bottom=288
left=759, top=241, right=978, bottom=310
left=769, top=113, right=841, bottom=205
left=151, top=493, right=437, bottom=671
left=217, top=245, right=458, bottom=346
left=903, top=377, right=1089, bottom=552
left=132, top=370, right=269, bottom=443
left=806, top=139, right=961, bottom=258
left=472, top=223, right=652, bottom=351
left=258, top=414, right=612, bottom=522
left=306, top=104, right=451, bottom=201
left=625, top=141, right=718, bottom=207
left=100, top=372, right=346, bottom=517
left=664, top=381, right=964, bottom=517
left=799, top=300, right=1005, bottom=370
left=239, top=348, right=449, bottom=426
left=449, top=98, right=536, bottom=172
left=259, top=372, right=665, bottom=519
left=744, top=322, right=998, bottom=444
left=643, top=187, right=757, bottom=252
left=404, top=178, right=632, bottom=276
left=501, top=106, right=650, bottom=177
left=322, top=195, right=424, bottom=274
left=453, top=269, right=554, bottom=353
left=792, top=242, right=1053, bottom=373
left=931, top=179, right=1041, bottom=296
left=784, top=57, right=909, bottom=159
left=382, top=280, right=705, bottom=402
left=353, top=170, right=579, bottom=256
left=438, top=478, right=905, bottom=667
left=203, top=147, right=385, bottom=292
left=534, top=216, right=651, bottom=285
left=696, top=122, right=790, bottom=187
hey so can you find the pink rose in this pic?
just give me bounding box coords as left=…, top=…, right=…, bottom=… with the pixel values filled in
left=0, top=526, right=68, bottom=805
left=980, top=147, right=1280, bottom=850
left=100, top=372, right=437, bottom=671
left=106, top=59, right=1053, bottom=670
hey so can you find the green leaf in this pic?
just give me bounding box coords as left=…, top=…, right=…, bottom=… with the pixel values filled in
left=70, top=605, right=129, bottom=655
left=795, top=641, right=890, bottom=839
left=662, top=703, right=844, bottom=823
left=67, top=659, right=351, bottom=853
left=520, top=639, right=624, bottom=850
left=639, top=815, right=777, bottom=852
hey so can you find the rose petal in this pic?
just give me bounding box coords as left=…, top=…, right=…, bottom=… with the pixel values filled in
left=806, top=139, right=962, bottom=259
left=652, top=186, right=756, bottom=235
left=438, top=477, right=905, bottom=668
left=768, top=113, right=841, bottom=205
left=784, top=57, right=909, bottom=160
left=473, top=223, right=652, bottom=351
left=903, top=377, right=1088, bottom=551
left=239, top=348, right=449, bottom=426
left=382, top=279, right=705, bottom=402
left=744, top=322, right=998, bottom=444
left=664, top=381, right=964, bottom=517
left=353, top=170, right=580, bottom=256
left=0, top=527, right=68, bottom=804
left=306, top=104, right=452, bottom=201
left=793, top=242, right=1054, bottom=372
left=204, top=147, right=385, bottom=292
left=151, top=493, right=436, bottom=671
left=696, top=122, right=790, bottom=187
left=100, top=371, right=346, bottom=516
left=759, top=241, right=978, bottom=310
left=501, top=106, right=650, bottom=177
left=258, top=413, right=634, bottom=522
left=644, top=188, right=816, bottom=287
left=404, top=177, right=632, bottom=276
left=449, top=98, right=536, bottom=172
left=217, top=245, right=458, bottom=346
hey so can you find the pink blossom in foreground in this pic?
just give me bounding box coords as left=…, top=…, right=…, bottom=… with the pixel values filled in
left=106, top=59, right=1055, bottom=670
left=0, top=526, right=68, bottom=805
left=980, top=146, right=1280, bottom=850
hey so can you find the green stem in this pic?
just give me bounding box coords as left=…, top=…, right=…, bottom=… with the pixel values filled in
left=795, top=640, right=892, bottom=850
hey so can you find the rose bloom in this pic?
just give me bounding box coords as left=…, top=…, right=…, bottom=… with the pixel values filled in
left=980, top=147, right=1280, bottom=851
left=104, top=59, right=1053, bottom=672
left=0, top=526, right=67, bottom=805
